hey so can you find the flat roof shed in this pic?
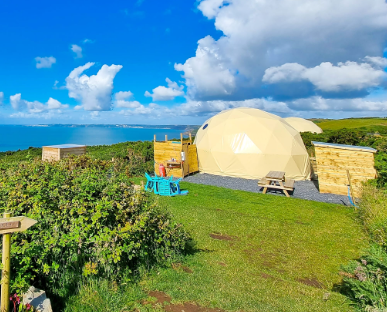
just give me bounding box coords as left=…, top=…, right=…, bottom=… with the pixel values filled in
left=312, top=141, right=377, bottom=197
left=42, top=144, right=86, bottom=161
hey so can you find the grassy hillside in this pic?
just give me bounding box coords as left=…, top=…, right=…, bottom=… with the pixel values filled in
left=316, top=118, right=387, bottom=131
left=66, top=181, right=368, bottom=312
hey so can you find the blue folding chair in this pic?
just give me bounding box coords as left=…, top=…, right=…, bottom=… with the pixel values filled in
left=145, top=172, right=162, bottom=192
left=157, top=178, right=188, bottom=196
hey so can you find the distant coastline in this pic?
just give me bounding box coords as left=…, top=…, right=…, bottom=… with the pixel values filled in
left=0, top=125, right=200, bottom=152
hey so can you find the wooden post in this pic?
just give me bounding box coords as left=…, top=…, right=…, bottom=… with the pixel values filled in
left=165, top=135, right=168, bottom=142
left=1, top=212, right=11, bottom=312
left=189, top=132, right=192, bottom=144
left=346, top=170, right=356, bottom=208
left=0, top=215, right=37, bottom=312
left=180, top=133, right=183, bottom=145
left=154, top=135, right=156, bottom=142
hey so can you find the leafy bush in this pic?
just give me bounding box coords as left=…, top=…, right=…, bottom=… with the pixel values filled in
left=0, top=141, right=155, bottom=177
left=340, top=184, right=387, bottom=311
left=340, top=245, right=387, bottom=311
left=0, top=156, right=190, bottom=300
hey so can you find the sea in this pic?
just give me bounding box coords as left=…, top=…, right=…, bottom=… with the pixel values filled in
left=0, top=125, right=187, bottom=152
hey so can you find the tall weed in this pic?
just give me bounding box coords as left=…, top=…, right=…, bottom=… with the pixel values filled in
left=358, top=184, right=387, bottom=246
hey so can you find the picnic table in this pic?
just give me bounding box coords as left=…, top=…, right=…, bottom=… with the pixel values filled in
left=258, top=171, right=295, bottom=197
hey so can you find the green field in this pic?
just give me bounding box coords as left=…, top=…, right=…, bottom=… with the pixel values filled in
left=316, top=118, right=387, bottom=131
left=67, top=182, right=368, bottom=312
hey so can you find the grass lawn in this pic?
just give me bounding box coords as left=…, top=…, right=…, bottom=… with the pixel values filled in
left=67, top=181, right=368, bottom=312
left=317, top=118, right=387, bottom=130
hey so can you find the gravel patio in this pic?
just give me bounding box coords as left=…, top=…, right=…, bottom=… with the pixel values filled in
left=184, top=173, right=351, bottom=205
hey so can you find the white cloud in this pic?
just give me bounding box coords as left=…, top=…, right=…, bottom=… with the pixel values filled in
left=35, top=56, right=56, bottom=69
left=119, top=103, right=162, bottom=116
left=9, top=93, right=68, bottom=113
left=175, top=0, right=387, bottom=100
left=263, top=60, right=387, bottom=92
left=114, top=91, right=142, bottom=108
left=0, top=92, right=3, bottom=105
left=9, top=111, right=67, bottom=120
left=115, top=91, right=133, bottom=101
left=119, top=98, right=291, bottom=118
left=71, top=44, right=83, bottom=58
left=364, top=56, right=387, bottom=68
left=118, top=95, right=387, bottom=120
left=65, top=62, right=123, bottom=111
left=144, top=78, right=185, bottom=101
left=90, top=111, right=100, bottom=119
left=288, top=96, right=387, bottom=112
left=83, top=39, right=94, bottom=44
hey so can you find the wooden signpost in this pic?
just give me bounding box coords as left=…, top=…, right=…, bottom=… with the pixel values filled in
left=0, top=213, right=37, bottom=312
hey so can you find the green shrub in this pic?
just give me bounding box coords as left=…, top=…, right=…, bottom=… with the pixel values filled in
left=340, top=245, right=387, bottom=311
left=86, top=141, right=154, bottom=176
left=0, top=156, right=190, bottom=299
left=340, top=184, right=387, bottom=311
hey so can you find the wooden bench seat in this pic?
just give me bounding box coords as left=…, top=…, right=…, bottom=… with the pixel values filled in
left=283, top=178, right=295, bottom=189
left=257, top=177, right=268, bottom=186
left=257, top=175, right=295, bottom=198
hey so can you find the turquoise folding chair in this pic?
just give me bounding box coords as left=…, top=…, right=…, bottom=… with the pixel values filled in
left=157, top=178, right=188, bottom=196
left=145, top=172, right=162, bottom=192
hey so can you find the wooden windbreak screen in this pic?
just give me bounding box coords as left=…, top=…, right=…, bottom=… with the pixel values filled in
left=313, top=142, right=377, bottom=197
left=154, top=138, right=199, bottom=178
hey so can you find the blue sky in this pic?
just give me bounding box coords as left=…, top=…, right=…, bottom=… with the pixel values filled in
left=1, top=0, right=387, bottom=125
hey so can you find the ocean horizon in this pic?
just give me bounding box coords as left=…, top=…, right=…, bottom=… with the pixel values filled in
left=0, top=125, right=192, bottom=152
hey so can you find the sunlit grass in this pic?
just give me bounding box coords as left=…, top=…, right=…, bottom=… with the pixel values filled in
left=317, top=118, right=387, bottom=131
left=67, top=181, right=368, bottom=312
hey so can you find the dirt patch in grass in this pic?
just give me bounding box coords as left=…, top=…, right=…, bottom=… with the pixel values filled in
left=218, top=262, right=227, bottom=266
left=172, top=263, right=193, bottom=273
left=297, top=278, right=324, bottom=289
left=148, top=291, right=172, bottom=304
left=209, top=233, right=235, bottom=241
left=164, top=302, right=225, bottom=312
left=259, top=252, right=278, bottom=268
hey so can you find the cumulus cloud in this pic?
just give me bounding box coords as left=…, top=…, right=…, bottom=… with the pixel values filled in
left=114, top=91, right=142, bottom=108
left=175, top=0, right=387, bottom=101
left=35, top=56, right=56, bottom=69
left=119, top=98, right=291, bottom=118
left=288, top=96, right=387, bottom=112
left=0, top=92, right=3, bottom=105
left=9, top=93, right=68, bottom=113
left=119, top=103, right=162, bottom=116
left=65, top=62, right=123, bottom=111
left=115, top=91, right=133, bottom=101
left=117, top=95, right=387, bottom=121
left=364, top=56, right=387, bottom=68
left=145, top=78, right=185, bottom=101
left=263, top=60, right=387, bottom=92
left=71, top=44, right=83, bottom=58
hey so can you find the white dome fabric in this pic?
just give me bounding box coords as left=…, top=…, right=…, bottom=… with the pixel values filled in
left=194, top=108, right=311, bottom=181
left=283, top=117, right=323, bottom=134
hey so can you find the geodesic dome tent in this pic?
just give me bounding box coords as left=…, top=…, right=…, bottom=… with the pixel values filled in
left=283, top=117, right=323, bottom=134
left=194, top=108, right=311, bottom=180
